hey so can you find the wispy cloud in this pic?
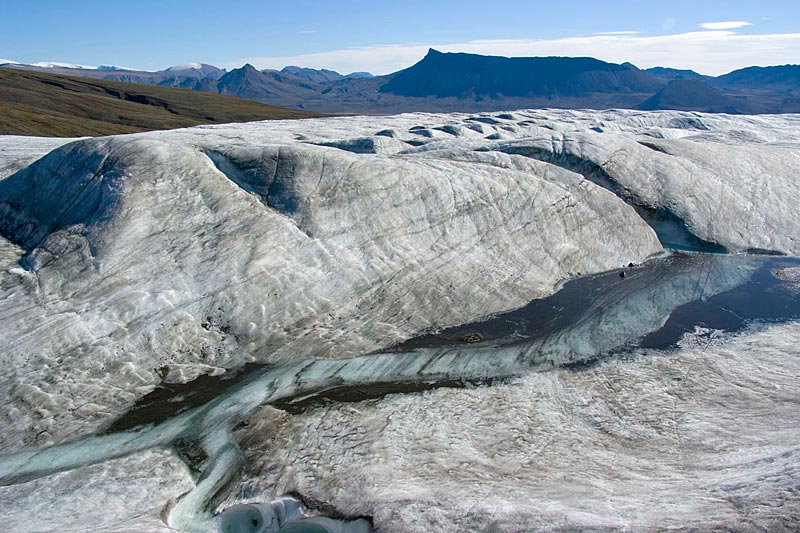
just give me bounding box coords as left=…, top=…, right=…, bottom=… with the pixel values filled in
left=594, top=31, right=641, bottom=35
left=700, top=21, right=752, bottom=30
left=299, top=30, right=317, bottom=34
left=225, top=29, right=800, bottom=76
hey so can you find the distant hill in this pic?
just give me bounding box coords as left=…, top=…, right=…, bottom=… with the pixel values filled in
left=710, top=65, right=800, bottom=92
left=281, top=65, right=345, bottom=84
left=380, top=49, right=665, bottom=98
left=636, top=79, right=747, bottom=113
left=213, top=64, right=320, bottom=100
left=162, top=62, right=226, bottom=79
left=343, top=71, right=374, bottom=80
left=280, top=66, right=374, bottom=84
left=0, top=67, right=322, bottom=137
left=0, top=62, right=205, bottom=84
left=645, top=67, right=709, bottom=82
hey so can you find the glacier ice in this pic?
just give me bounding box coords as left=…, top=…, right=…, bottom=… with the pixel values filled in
left=0, top=448, right=193, bottom=532
left=0, top=254, right=791, bottom=531
left=0, top=113, right=666, bottom=450
left=1, top=108, right=800, bottom=531
left=0, top=135, right=76, bottom=180
left=241, top=320, right=800, bottom=532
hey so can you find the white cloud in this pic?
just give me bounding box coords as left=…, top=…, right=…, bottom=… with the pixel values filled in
left=226, top=30, right=800, bottom=76
left=700, top=21, right=752, bottom=30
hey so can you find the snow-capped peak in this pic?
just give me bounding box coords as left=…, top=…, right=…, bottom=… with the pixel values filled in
left=97, top=65, right=136, bottom=71
left=30, top=61, right=99, bottom=69
left=165, top=62, right=204, bottom=71
left=0, top=58, right=20, bottom=65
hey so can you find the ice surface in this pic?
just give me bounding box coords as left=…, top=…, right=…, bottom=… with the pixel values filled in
left=240, top=321, right=800, bottom=531
left=1, top=109, right=799, bottom=531
left=0, top=448, right=193, bottom=532
left=0, top=253, right=773, bottom=530
left=0, top=135, right=78, bottom=179
left=0, top=113, right=666, bottom=449
left=0, top=253, right=782, bottom=530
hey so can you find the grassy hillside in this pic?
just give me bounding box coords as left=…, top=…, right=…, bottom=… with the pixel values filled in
left=0, top=67, right=323, bottom=137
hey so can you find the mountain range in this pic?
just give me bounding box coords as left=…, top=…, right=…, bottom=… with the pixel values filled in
left=2, top=49, right=799, bottom=114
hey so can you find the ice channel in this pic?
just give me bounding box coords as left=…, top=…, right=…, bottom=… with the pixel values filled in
left=1, top=251, right=798, bottom=531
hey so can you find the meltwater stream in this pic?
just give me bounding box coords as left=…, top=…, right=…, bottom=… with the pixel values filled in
left=1, top=252, right=798, bottom=532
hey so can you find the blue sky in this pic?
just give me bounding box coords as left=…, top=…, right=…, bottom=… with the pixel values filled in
left=1, top=0, right=798, bottom=75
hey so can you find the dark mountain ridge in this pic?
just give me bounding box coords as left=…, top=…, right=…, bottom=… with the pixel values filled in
left=212, top=64, right=321, bottom=103
left=380, top=49, right=664, bottom=98
left=281, top=66, right=373, bottom=83
left=281, top=65, right=344, bottom=84
left=711, top=64, right=800, bottom=92
left=645, top=67, right=709, bottom=82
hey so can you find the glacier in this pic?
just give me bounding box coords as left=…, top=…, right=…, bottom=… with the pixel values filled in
left=0, top=109, right=799, bottom=531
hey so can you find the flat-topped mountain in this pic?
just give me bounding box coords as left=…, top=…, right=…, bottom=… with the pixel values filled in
left=380, top=48, right=664, bottom=98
